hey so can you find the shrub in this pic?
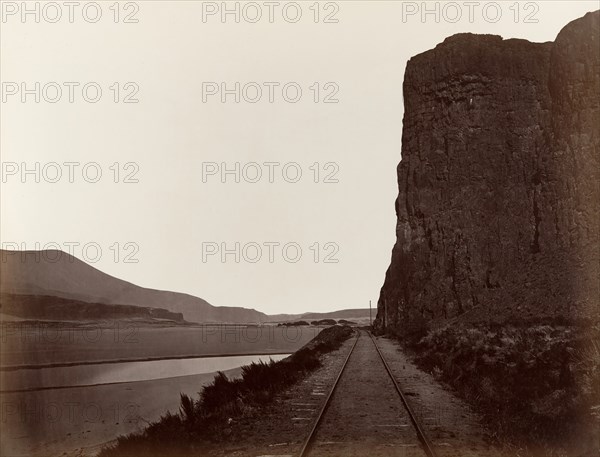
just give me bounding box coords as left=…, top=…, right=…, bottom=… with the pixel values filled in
left=312, top=319, right=337, bottom=326
left=406, top=322, right=599, bottom=454
left=99, top=325, right=353, bottom=457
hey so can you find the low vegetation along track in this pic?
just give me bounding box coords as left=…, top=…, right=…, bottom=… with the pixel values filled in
left=297, top=329, right=437, bottom=457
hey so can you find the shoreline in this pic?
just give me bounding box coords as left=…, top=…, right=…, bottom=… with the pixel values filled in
left=0, top=350, right=293, bottom=372
left=2, top=368, right=246, bottom=457
left=1, top=353, right=292, bottom=393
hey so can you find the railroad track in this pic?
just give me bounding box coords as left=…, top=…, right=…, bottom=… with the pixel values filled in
left=298, top=329, right=437, bottom=457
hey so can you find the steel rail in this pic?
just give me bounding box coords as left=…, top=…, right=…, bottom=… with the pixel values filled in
left=297, top=330, right=360, bottom=457
left=298, top=330, right=438, bottom=457
left=368, top=331, right=438, bottom=457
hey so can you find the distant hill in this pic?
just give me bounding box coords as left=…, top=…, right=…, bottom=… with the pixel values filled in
left=298, top=309, right=371, bottom=320
left=1, top=293, right=185, bottom=322
left=0, top=250, right=268, bottom=323
left=0, top=249, right=371, bottom=324
left=267, top=308, right=372, bottom=323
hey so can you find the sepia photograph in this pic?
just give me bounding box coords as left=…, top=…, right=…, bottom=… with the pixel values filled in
left=1, top=1, right=599, bottom=456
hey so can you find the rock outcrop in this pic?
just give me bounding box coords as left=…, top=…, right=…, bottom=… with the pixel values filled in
left=376, top=12, right=599, bottom=332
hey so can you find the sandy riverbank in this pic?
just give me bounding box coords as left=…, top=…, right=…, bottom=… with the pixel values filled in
left=2, top=367, right=243, bottom=457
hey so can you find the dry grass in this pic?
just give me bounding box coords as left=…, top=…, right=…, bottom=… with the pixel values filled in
left=98, top=325, right=353, bottom=457
left=405, top=322, right=600, bottom=455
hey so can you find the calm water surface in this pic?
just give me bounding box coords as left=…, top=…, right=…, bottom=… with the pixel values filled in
left=2, top=353, right=290, bottom=391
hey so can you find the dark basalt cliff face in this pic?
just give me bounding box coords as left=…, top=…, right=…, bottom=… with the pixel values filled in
left=376, top=12, right=599, bottom=332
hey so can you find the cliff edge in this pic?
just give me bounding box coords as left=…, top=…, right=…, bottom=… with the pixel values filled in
left=376, top=11, right=600, bottom=332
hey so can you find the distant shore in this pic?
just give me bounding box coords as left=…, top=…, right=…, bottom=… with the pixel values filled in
left=1, top=319, right=321, bottom=367
left=0, top=350, right=294, bottom=372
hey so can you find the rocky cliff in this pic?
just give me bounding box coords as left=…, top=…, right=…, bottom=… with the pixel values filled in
left=376, top=12, right=599, bottom=332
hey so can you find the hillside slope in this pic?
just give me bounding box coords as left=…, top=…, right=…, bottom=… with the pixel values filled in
left=0, top=293, right=185, bottom=322
left=0, top=250, right=268, bottom=323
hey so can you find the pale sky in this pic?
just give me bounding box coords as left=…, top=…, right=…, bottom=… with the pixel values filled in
left=1, top=1, right=598, bottom=314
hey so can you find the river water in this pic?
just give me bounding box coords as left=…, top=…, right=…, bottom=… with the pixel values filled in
left=2, top=353, right=290, bottom=391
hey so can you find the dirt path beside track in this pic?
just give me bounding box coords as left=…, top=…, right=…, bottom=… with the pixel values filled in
left=210, top=330, right=509, bottom=457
